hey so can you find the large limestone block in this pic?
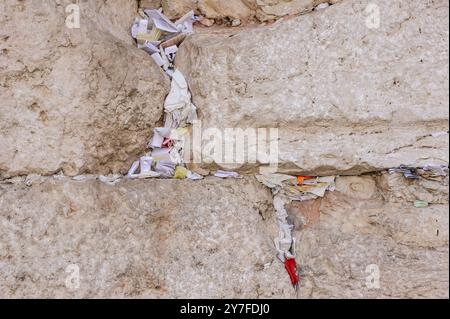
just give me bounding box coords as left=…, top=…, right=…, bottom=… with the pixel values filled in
left=1, top=174, right=447, bottom=298
left=295, top=175, right=449, bottom=298
left=0, top=0, right=170, bottom=178
left=0, top=177, right=294, bottom=298
left=177, top=0, right=449, bottom=174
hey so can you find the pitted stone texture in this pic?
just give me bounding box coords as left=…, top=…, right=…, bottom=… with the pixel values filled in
left=1, top=175, right=447, bottom=298
left=161, top=0, right=337, bottom=20
left=140, top=0, right=162, bottom=10
left=197, top=0, right=255, bottom=20
left=177, top=0, right=449, bottom=174
left=0, top=177, right=294, bottom=298
left=255, top=0, right=341, bottom=21
left=162, top=0, right=198, bottom=19
left=377, top=172, right=449, bottom=205
left=297, top=175, right=449, bottom=298
left=0, top=0, right=169, bottom=178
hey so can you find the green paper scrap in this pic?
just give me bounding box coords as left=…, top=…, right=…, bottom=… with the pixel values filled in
left=414, top=200, right=429, bottom=208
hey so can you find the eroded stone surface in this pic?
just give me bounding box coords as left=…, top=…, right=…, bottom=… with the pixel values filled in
left=0, top=177, right=294, bottom=298
left=297, top=174, right=449, bottom=298
left=140, top=0, right=162, bottom=10
left=0, top=0, right=448, bottom=301
left=177, top=0, right=449, bottom=174
left=159, top=0, right=338, bottom=20
left=0, top=0, right=170, bottom=178
left=0, top=174, right=447, bottom=298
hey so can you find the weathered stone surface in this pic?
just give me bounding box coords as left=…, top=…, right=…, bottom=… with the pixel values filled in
left=377, top=172, right=449, bottom=205
left=161, top=0, right=335, bottom=20
left=1, top=174, right=447, bottom=298
left=161, top=0, right=197, bottom=19
left=140, top=0, right=162, bottom=10
left=0, top=0, right=448, bottom=301
left=0, top=177, right=294, bottom=298
left=197, top=0, right=255, bottom=20
left=177, top=0, right=449, bottom=174
left=297, top=174, right=449, bottom=298
left=256, top=0, right=339, bottom=21
left=0, top=0, right=170, bottom=179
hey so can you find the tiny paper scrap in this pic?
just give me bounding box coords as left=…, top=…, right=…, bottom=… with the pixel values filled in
left=214, top=170, right=242, bottom=179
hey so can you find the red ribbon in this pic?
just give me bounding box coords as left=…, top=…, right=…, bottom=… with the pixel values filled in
left=285, top=258, right=299, bottom=287
left=162, top=138, right=174, bottom=148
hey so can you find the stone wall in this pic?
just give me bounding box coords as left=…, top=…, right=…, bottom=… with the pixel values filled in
left=141, top=0, right=342, bottom=21
left=0, top=177, right=294, bottom=298
left=0, top=0, right=448, bottom=299
left=176, top=0, right=449, bottom=174
left=0, top=0, right=169, bottom=178
left=1, top=174, right=447, bottom=298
